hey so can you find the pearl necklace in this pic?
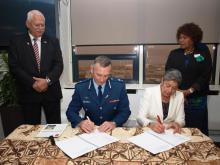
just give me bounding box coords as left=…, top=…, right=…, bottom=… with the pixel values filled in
left=184, top=49, right=194, bottom=55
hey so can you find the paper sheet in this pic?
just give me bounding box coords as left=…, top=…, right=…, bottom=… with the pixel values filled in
left=128, top=129, right=190, bottom=154
left=56, top=131, right=119, bottom=159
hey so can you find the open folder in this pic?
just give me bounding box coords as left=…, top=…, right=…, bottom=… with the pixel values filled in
left=56, top=131, right=119, bottom=159
left=128, top=129, right=190, bottom=154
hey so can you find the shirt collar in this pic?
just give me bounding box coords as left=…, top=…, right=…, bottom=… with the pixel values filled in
left=28, top=32, right=42, bottom=42
left=92, top=79, right=106, bottom=93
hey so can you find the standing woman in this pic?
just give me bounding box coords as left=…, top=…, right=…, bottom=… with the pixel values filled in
left=165, top=23, right=212, bottom=135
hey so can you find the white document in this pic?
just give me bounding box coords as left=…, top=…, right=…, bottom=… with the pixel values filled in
left=56, top=132, right=119, bottom=159
left=55, top=136, right=97, bottom=159
left=36, top=124, right=68, bottom=138
left=128, top=129, right=190, bottom=154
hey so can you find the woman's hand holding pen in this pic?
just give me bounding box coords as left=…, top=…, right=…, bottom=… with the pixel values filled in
left=148, top=115, right=165, bottom=133
left=149, top=122, right=165, bottom=134
left=79, top=116, right=95, bottom=133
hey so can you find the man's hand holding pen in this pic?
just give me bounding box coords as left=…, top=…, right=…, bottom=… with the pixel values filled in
left=80, top=116, right=116, bottom=133
left=79, top=116, right=95, bottom=133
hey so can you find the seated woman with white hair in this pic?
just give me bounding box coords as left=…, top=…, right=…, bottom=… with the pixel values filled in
left=137, top=69, right=185, bottom=134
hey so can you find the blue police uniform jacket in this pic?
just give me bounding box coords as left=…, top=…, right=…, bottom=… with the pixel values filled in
left=66, top=78, right=131, bottom=127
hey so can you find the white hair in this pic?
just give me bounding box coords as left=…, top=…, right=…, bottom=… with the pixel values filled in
left=163, top=69, right=182, bottom=86
left=26, top=10, right=45, bottom=22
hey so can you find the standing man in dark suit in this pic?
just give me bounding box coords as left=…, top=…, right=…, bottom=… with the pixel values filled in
left=66, top=56, right=131, bottom=133
left=8, top=10, right=63, bottom=124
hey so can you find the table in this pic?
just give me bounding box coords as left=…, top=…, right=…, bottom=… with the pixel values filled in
left=0, top=124, right=220, bottom=165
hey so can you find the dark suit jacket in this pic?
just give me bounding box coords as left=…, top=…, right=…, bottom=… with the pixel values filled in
left=8, top=33, right=63, bottom=103
left=165, top=46, right=212, bottom=97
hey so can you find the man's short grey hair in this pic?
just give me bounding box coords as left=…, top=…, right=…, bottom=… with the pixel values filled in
left=26, top=10, right=45, bottom=22
left=163, top=69, right=182, bottom=86
left=94, top=56, right=111, bottom=67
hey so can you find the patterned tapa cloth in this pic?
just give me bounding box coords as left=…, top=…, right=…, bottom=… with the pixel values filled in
left=0, top=124, right=220, bottom=165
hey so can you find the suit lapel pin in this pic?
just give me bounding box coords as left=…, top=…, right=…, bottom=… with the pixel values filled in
left=26, top=42, right=30, bottom=45
left=43, top=41, right=47, bottom=44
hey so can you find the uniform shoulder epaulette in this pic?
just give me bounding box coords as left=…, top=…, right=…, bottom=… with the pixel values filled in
left=77, top=78, right=90, bottom=84
left=110, top=77, right=124, bottom=83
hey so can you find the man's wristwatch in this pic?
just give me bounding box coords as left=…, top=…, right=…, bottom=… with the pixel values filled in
left=112, top=121, right=117, bottom=126
left=189, top=88, right=194, bottom=94
left=46, top=77, right=52, bottom=85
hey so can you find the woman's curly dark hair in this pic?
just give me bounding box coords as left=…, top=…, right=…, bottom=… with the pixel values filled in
left=176, top=22, right=203, bottom=45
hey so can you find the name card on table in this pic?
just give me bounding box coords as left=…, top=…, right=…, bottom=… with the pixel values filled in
left=36, top=124, right=68, bottom=138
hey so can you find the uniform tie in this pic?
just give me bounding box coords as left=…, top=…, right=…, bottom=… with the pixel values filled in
left=33, top=38, right=40, bottom=71
left=98, top=85, right=103, bottom=103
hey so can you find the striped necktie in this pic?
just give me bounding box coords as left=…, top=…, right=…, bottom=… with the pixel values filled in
left=33, top=38, right=40, bottom=71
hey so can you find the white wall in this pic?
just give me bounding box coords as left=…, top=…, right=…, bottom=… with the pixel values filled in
left=71, top=0, right=220, bottom=44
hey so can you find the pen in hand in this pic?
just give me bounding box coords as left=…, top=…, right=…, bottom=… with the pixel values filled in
left=156, top=115, right=165, bottom=133
left=85, top=116, right=95, bottom=133
left=86, top=116, right=91, bottom=122
left=157, top=115, right=162, bottom=125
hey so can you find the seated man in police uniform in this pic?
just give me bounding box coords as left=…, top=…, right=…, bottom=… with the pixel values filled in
left=66, top=56, right=131, bottom=133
